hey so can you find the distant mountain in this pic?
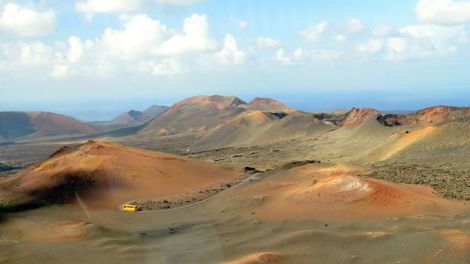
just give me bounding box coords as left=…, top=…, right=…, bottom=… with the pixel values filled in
left=0, top=112, right=98, bottom=141
left=138, top=95, right=296, bottom=137
left=90, top=105, right=169, bottom=131
left=111, top=110, right=152, bottom=125
left=143, top=105, right=169, bottom=118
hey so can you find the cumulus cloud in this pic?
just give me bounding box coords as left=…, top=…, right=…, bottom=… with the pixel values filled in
left=256, top=37, right=282, bottom=49
left=101, top=14, right=168, bottom=59
left=75, top=0, right=144, bottom=18
left=357, top=39, right=384, bottom=55
left=334, top=34, right=346, bottom=43
left=50, top=64, right=69, bottom=79
left=275, top=48, right=342, bottom=65
left=275, top=49, right=292, bottom=65
left=0, top=12, right=249, bottom=79
left=18, top=41, right=54, bottom=66
left=416, top=0, right=470, bottom=25
left=399, top=24, right=467, bottom=55
left=0, top=41, right=64, bottom=78
left=156, top=0, right=205, bottom=6
left=147, top=58, right=185, bottom=75
left=347, top=18, right=364, bottom=33
left=372, top=25, right=394, bottom=37
left=153, top=14, right=217, bottom=56
left=215, top=34, right=246, bottom=65
left=300, top=21, right=327, bottom=43
left=76, top=0, right=205, bottom=18
left=0, top=3, right=55, bottom=37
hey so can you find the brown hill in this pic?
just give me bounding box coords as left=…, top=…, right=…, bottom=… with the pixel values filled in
left=136, top=95, right=299, bottom=138
left=190, top=111, right=335, bottom=151
left=243, top=97, right=294, bottom=112
left=0, top=140, right=243, bottom=210
left=0, top=111, right=98, bottom=140
left=340, top=108, right=377, bottom=127
left=137, top=95, right=248, bottom=137
left=222, top=163, right=466, bottom=220
left=111, top=110, right=152, bottom=125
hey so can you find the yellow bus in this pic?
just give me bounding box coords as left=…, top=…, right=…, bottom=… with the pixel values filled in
left=122, top=204, right=140, bottom=212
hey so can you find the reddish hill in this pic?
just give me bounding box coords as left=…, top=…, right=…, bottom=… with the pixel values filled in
left=408, top=106, right=470, bottom=125
left=136, top=95, right=297, bottom=138
left=339, top=108, right=377, bottom=127
left=138, top=95, right=248, bottom=136
left=376, top=106, right=470, bottom=127
left=225, top=164, right=466, bottom=220
left=0, top=141, right=242, bottom=210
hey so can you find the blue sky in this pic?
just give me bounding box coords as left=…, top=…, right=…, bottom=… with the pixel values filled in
left=0, top=0, right=469, bottom=120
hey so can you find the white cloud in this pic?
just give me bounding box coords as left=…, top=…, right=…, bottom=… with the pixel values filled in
left=400, top=24, right=467, bottom=42
left=238, top=20, right=248, bottom=29
left=76, top=0, right=205, bottom=19
left=416, top=0, right=470, bottom=25
left=275, top=49, right=292, bottom=65
left=67, top=37, right=85, bottom=63
left=256, top=37, right=282, bottom=49
left=18, top=41, right=53, bottom=66
left=348, top=18, right=364, bottom=33
left=372, top=25, right=394, bottom=37
left=334, top=34, right=346, bottom=43
left=51, top=64, right=69, bottom=79
left=399, top=24, right=467, bottom=55
left=385, top=37, right=408, bottom=60
left=153, top=14, right=217, bottom=56
left=300, top=21, right=327, bottom=43
left=76, top=0, right=144, bottom=17
left=357, top=39, right=384, bottom=55
left=101, top=14, right=168, bottom=59
left=215, top=34, right=246, bottom=65
left=156, top=0, right=204, bottom=6
left=148, top=58, right=185, bottom=75
left=275, top=48, right=342, bottom=64
left=293, top=49, right=303, bottom=60
left=0, top=3, right=55, bottom=37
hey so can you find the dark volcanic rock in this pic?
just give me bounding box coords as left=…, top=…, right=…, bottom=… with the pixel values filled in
left=376, top=114, right=402, bottom=127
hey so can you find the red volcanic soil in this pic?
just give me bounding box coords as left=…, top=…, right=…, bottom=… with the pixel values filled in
left=0, top=141, right=243, bottom=209
left=232, top=164, right=466, bottom=221
left=407, top=106, right=470, bottom=125
left=340, top=108, right=377, bottom=127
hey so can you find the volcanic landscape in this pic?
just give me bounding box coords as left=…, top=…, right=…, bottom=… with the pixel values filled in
left=1, top=95, right=469, bottom=263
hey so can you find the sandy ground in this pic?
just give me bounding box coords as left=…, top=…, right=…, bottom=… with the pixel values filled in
left=0, top=114, right=469, bottom=263
left=1, top=163, right=469, bottom=264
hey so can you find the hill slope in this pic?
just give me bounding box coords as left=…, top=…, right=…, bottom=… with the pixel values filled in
left=0, top=141, right=242, bottom=210
left=191, top=111, right=335, bottom=151
left=0, top=112, right=98, bottom=140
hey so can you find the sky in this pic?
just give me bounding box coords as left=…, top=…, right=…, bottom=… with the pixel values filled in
left=0, top=0, right=469, bottom=120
